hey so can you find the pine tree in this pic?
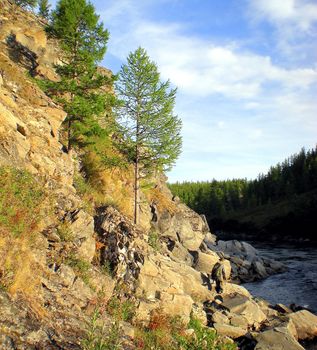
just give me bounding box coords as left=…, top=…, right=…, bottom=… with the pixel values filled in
left=38, top=0, right=50, bottom=19
left=45, top=0, right=113, bottom=151
left=15, top=0, right=38, bottom=8
left=116, top=47, right=182, bottom=225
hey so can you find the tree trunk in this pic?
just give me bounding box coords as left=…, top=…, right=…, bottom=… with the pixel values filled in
left=67, top=118, right=72, bottom=152
left=134, top=149, right=140, bottom=225
left=134, top=88, right=141, bottom=225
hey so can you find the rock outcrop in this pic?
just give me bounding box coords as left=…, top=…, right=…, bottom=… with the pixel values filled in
left=210, top=239, right=287, bottom=282
left=0, top=1, right=73, bottom=186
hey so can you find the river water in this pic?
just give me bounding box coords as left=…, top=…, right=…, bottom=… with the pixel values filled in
left=242, top=242, right=317, bottom=313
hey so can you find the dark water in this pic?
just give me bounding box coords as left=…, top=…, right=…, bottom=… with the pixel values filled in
left=243, top=242, right=317, bottom=313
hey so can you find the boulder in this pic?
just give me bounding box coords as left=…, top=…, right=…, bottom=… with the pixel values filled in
left=135, top=254, right=216, bottom=324
left=157, top=204, right=207, bottom=251
left=69, top=210, right=95, bottom=262
left=195, top=251, right=219, bottom=274
left=134, top=300, right=158, bottom=325
left=69, top=278, right=94, bottom=308
left=141, top=258, right=160, bottom=278
left=275, top=303, right=292, bottom=314
left=169, top=241, right=194, bottom=266
left=241, top=241, right=258, bottom=260
left=135, top=293, right=193, bottom=326
left=230, top=314, right=250, bottom=328
left=56, top=264, right=76, bottom=287
left=269, top=260, right=286, bottom=272
left=275, top=319, right=298, bottom=340
left=211, top=311, right=230, bottom=324
left=254, top=327, right=304, bottom=350
left=222, top=294, right=267, bottom=327
left=214, top=323, right=248, bottom=338
left=217, top=240, right=245, bottom=256
left=160, top=293, right=193, bottom=324
left=288, top=310, right=317, bottom=340
left=253, top=261, right=268, bottom=279
left=223, top=283, right=252, bottom=298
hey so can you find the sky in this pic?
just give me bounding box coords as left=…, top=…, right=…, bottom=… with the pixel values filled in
left=52, top=0, right=317, bottom=182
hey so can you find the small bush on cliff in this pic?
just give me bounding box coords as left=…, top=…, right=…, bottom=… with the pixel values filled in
left=0, top=166, right=45, bottom=237
left=74, top=149, right=134, bottom=218
left=56, top=221, right=74, bottom=241
left=0, top=166, right=47, bottom=298
left=66, top=254, right=91, bottom=286
left=83, top=309, right=122, bottom=350
left=148, top=230, right=161, bottom=252
left=106, top=296, right=136, bottom=322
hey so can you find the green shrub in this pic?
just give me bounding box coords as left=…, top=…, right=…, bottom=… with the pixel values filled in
left=101, top=261, right=114, bottom=278
left=106, top=296, right=136, bottom=322
left=0, top=167, right=49, bottom=297
left=148, top=230, right=161, bottom=252
left=73, top=173, right=120, bottom=214
left=83, top=309, right=122, bottom=350
left=65, top=255, right=91, bottom=286
left=56, top=222, right=74, bottom=242
left=134, top=315, right=237, bottom=350
left=0, top=167, right=45, bottom=237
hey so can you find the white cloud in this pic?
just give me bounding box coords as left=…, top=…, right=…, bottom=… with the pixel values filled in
left=247, top=0, right=317, bottom=60
left=100, top=0, right=317, bottom=181
left=103, top=15, right=317, bottom=100
left=248, top=0, right=317, bottom=31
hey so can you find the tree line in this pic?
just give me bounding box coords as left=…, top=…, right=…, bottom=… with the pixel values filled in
left=14, top=0, right=182, bottom=225
left=169, top=147, right=317, bottom=220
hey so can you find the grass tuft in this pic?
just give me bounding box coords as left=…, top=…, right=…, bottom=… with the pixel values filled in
left=148, top=230, right=161, bottom=252
left=83, top=309, right=122, bottom=350
left=134, top=314, right=237, bottom=350
left=0, top=166, right=45, bottom=237
left=56, top=221, right=74, bottom=242
left=106, top=296, right=136, bottom=322
left=65, top=254, right=92, bottom=286
left=0, top=166, right=47, bottom=298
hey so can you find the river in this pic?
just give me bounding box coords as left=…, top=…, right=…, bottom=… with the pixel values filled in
left=242, top=242, right=317, bottom=313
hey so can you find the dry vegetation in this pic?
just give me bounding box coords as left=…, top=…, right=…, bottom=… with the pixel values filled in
left=75, top=145, right=135, bottom=218
left=0, top=166, right=48, bottom=299
left=145, top=186, right=178, bottom=215
left=134, top=312, right=237, bottom=350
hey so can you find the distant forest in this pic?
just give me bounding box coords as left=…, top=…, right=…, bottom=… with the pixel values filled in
left=168, top=147, right=317, bottom=242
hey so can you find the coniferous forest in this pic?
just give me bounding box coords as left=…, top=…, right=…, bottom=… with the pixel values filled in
left=169, top=147, right=317, bottom=242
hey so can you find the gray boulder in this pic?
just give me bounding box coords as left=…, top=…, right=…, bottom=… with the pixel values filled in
left=288, top=310, right=317, bottom=340
left=255, top=327, right=304, bottom=350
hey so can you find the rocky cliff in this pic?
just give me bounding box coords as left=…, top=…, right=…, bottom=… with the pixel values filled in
left=1, top=2, right=317, bottom=350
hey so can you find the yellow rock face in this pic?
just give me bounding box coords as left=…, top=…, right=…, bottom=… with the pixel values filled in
left=0, top=8, right=74, bottom=185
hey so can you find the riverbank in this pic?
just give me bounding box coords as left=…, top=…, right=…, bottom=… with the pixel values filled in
left=243, top=242, right=317, bottom=313
left=215, top=228, right=317, bottom=245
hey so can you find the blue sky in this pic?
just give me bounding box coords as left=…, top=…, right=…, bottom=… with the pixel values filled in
left=51, top=0, right=317, bottom=182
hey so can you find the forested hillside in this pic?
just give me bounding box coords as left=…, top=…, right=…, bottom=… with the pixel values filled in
left=169, top=147, right=317, bottom=241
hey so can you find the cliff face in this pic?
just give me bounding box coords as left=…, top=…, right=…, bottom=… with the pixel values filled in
left=0, top=0, right=72, bottom=185
left=1, top=2, right=317, bottom=350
